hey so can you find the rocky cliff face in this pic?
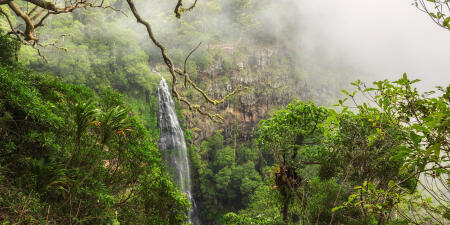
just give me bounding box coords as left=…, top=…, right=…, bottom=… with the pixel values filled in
left=173, top=38, right=356, bottom=145
left=181, top=43, right=304, bottom=144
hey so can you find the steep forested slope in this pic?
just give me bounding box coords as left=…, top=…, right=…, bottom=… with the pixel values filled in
left=0, top=31, right=189, bottom=224
left=1, top=1, right=360, bottom=224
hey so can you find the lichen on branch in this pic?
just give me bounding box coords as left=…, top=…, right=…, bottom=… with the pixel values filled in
left=126, top=0, right=244, bottom=122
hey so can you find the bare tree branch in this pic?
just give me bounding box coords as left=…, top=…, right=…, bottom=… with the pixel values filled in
left=0, top=0, right=241, bottom=121
left=27, top=5, right=39, bottom=16
left=0, top=0, right=124, bottom=46
left=126, top=0, right=243, bottom=122
left=23, top=0, right=58, bottom=12
left=184, top=42, right=202, bottom=75
left=174, top=0, right=198, bottom=18
left=0, top=6, right=21, bottom=41
left=7, top=1, right=37, bottom=40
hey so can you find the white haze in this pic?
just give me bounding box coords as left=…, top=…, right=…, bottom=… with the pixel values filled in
left=293, top=0, right=450, bottom=90
left=127, top=0, right=449, bottom=91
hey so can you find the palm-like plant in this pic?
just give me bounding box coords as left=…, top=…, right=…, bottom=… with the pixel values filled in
left=65, top=100, right=98, bottom=168
left=77, top=106, right=132, bottom=187
left=97, top=106, right=132, bottom=146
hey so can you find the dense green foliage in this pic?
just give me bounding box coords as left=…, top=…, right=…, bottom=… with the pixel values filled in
left=1, top=1, right=448, bottom=225
left=187, top=132, right=265, bottom=223
left=0, top=37, right=189, bottom=224
left=0, top=30, right=20, bottom=65
left=222, top=76, right=449, bottom=225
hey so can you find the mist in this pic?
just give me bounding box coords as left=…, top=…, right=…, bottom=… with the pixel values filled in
left=2, top=1, right=448, bottom=223
left=37, top=0, right=449, bottom=94
left=292, top=0, right=449, bottom=89
left=131, top=0, right=449, bottom=93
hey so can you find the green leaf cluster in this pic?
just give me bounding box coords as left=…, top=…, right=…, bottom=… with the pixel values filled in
left=0, top=64, right=189, bottom=224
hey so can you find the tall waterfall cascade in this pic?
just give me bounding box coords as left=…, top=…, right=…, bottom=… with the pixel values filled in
left=157, top=75, right=200, bottom=225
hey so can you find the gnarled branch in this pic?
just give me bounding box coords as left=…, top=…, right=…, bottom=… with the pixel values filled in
left=127, top=0, right=243, bottom=122
left=7, top=1, right=37, bottom=41
left=174, top=0, right=198, bottom=18
left=0, top=0, right=123, bottom=46
left=24, top=0, right=58, bottom=11
left=0, top=0, right=242, bottom=121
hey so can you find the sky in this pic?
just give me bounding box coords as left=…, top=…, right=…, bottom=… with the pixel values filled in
left=293, top=0, right=450, bottom=90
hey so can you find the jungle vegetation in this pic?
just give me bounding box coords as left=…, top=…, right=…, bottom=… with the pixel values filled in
left=0, top=0, right=449, bottom=225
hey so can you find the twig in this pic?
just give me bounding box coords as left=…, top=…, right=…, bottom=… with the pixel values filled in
left=126, top=0, right=243, bottom=122
left=174, top=0, right=198, bottom=18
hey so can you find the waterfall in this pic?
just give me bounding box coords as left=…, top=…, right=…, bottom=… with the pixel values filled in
left=157, top=75, right=200, bottom=225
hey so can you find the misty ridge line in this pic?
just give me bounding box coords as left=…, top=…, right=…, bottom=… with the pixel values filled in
left=14, top=0, right=448, bottom=101
left=120, top=0, right=449, bottom=93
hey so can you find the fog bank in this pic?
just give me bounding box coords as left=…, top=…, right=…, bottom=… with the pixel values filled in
left=293, top=0, right=449, bottom=89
